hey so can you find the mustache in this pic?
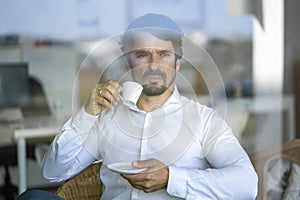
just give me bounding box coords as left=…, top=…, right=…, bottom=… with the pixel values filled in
left=143, top=70, right=167, bottom=80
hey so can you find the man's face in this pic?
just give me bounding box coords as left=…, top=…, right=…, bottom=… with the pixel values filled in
left=125, top=31, right=181, bottom=96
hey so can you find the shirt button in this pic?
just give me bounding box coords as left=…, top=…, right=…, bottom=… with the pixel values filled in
left=132, top=189, right=138, bottom=199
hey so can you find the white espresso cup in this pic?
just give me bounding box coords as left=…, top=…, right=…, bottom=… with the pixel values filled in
left=122, top=81, right=143, bottom=107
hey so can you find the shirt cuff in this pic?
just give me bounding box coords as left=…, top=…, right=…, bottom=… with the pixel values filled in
left=167, top=166, right=188, bottom=198
left=72, top=106, right=99, bottom=132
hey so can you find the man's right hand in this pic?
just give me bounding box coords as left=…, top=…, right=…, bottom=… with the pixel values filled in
left=84, top=80, right=122, bottom=115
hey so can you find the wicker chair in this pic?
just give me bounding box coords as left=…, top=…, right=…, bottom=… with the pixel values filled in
left=56, top=162, right=102, bottom=200
left=250, top=138, right=300, bottom=200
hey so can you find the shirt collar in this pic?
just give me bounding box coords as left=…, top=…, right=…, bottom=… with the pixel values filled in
left=128, top=85, right=181, bottom=112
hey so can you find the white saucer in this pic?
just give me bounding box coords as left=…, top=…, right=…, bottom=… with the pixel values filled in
left=107, top=162, right=147, bottom=174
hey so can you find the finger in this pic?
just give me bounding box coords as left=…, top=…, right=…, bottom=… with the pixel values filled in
left=98, top=80, right=121, bottom=94
left=95, top=92, right=113, bottom=109
left=121, top=173, right=157, bottom=192
left=121, top=174, right=147, bottom=187
left=98, top=81, right=122, bottom=102
left=132, top=158, right=158, bottom=169
left=97, top=88, right=115, bottom=102
left=92, top=87, right=113, bottom=109
left=98, top=99, right=113, bottom=110
left=103, top=85, right=121, bottom=102
left=96, top=87, right=119, bottom=106
left=106, top=80, right=122, bottom=93
left=122, top=171, right=153, bottom=183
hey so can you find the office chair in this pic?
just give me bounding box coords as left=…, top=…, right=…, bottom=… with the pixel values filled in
left=21, top=77, right=51, bottom=117
left=0, top=77, right=51, bottom=200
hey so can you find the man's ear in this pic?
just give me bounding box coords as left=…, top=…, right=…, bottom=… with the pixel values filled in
left=175, top=58, right=181, bottom=72
left=124, top=57, right=133, bottom=71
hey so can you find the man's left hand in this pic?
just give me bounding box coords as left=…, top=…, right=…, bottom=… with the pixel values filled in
left=121, top=158, right=169, bottom=193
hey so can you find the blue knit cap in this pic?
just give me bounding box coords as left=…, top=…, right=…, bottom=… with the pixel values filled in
left=121, top=13, right=183, bottom=58
left=125, top=13, right=183, bottom=35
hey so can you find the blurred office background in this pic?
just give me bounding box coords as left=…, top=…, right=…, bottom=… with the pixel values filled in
left=0, top=0, right=300, bottom=199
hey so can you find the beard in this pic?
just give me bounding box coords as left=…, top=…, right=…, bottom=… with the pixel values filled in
left=142, top=83, right=168, bottom=96
left=141, top=69, right=173, bottom=96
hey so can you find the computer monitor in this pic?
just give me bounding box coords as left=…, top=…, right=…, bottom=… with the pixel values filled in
left=0, top=63, right=29, bottom=108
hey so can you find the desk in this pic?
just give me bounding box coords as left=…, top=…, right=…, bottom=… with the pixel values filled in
left=0, top=116, right=62, bottom=194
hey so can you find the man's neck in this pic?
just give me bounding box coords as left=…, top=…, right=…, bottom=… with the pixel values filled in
left=137, top=86, right=174, bottom=112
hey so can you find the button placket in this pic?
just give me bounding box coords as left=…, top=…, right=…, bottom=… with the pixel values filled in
left=140, top=113, right=152, bottom=160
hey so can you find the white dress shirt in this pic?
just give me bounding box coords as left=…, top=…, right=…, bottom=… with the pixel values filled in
left=42, top=88, right=258, bottom=200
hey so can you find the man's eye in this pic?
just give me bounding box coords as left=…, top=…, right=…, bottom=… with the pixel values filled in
left=136, top=53, right=148, bottom=58
left=161, top=52, right=171, bottom=57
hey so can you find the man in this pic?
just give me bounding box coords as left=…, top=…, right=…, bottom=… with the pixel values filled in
left=41, top=13, right=257, bottom=199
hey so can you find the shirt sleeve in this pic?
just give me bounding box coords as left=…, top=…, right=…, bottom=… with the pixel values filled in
left=166, top=108, right=258, bottom=199
left=42, top=107, right=101, bottom=182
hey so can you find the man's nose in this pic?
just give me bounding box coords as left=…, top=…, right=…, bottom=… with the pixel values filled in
left=149, top=54, right=160, bottom=70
